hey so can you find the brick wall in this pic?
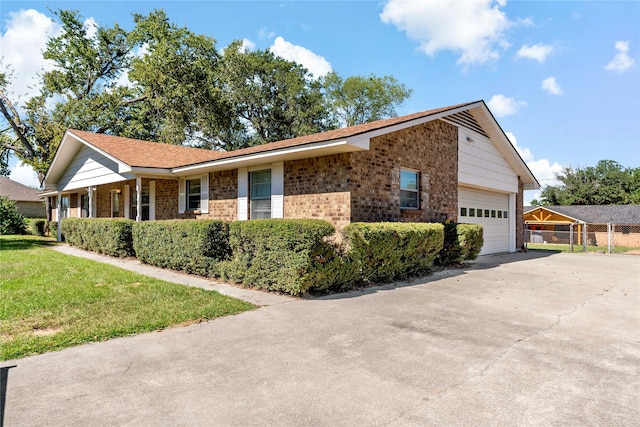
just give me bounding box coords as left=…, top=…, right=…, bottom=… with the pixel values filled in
left=16, top=201, right=46, bottom=218
left=155, top=179, right=178, bottom=220
left=283, top=154, right=351, bottom=228
left=180, top=170, right=238, bottom=221
left=349, top=119, right=458, bottom=224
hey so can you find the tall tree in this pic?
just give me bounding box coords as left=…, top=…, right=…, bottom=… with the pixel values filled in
left=539, top=160, right=640, bottom=205
left=216, top=41, right=329, bottom=150
left=322, top=72, right=412, bottom=127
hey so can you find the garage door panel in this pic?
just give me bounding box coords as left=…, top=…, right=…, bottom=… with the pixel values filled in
left=458, top=188, right=509, bottom=255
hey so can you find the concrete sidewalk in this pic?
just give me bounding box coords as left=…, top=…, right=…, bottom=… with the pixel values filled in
left=49, top=244, right=295, bottom=306
left=4, top=250, right=639, bottom=426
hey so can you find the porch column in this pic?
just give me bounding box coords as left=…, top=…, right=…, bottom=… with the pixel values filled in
left=56, top=191, right=62, bottom=242
left=136, top=176, right=142, bottom=222
left=87, top=187, right=93, bottom=218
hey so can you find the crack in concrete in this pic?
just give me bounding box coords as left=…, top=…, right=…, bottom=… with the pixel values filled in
left=386, top=283, right=623, bottom=425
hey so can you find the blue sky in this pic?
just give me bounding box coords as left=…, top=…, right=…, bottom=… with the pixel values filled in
left=2, top=1, right=639, bottom=204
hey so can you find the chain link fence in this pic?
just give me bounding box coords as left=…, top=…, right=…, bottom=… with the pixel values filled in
left=525, top=223, right=640, bottom=253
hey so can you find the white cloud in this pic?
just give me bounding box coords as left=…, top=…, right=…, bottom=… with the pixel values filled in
left=541, top=76, right=562, bottom=95
left=83, top=17, right=99, bottom=40
left=240, top=38, right=256, bottom=52
left=259, top=28, right=276, bottom=40
left=487, top=94, right=527, bottom=117
left=605, top=40, right=635, bottom=73
left=0, top=9, right=61, bottom=101
left=516, top=43, right=554, bottom=63
left=380, top=0, right=512, bottom=66
left=505, top=132, right=563, bottom=205
left=9, top=161, right=41, bottom=188
left=269, top=36, right=332, bottom=79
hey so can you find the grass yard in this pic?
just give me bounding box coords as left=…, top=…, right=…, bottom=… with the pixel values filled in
left=0, top=235, right=255, bottom=360
left=526, top=243, right=637, bottom=253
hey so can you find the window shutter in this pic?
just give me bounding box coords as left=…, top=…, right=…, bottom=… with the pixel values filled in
left=237, top=168, right=248, bottom=220
left=77, top=193, right=82, bottom=217
left=200, top=174, right=209, bottom=214
left=124, top=185, right=130, bottom=218
left=271, top=162, right=284, bottom=218
left=178, top=177, right=185, bottom=214
left=149, top=180, right=156, bottom=220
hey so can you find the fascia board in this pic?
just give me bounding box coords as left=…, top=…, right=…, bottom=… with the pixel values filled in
left=172, top=139, right=359, bottom=175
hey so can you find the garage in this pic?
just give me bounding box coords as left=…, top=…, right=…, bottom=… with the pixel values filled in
left=458, top=187, right=510, bottom=255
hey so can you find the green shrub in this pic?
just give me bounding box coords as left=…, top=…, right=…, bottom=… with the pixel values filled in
left=343, top=222, right=444, bottom=283
left=27, top=218, right=47, bottom=236
left=48, top=221, right=59, bottom=239
left=220, top=219, right=338, bottom=295
left=0, top=195, right=27, bottom=235
left=132, top=220, right=230, bottom=276
left=435, top=221, right=463, bottom=266
left=61, top=218, right=134, bottom=257
left=457, top=224, right=483, bottom=261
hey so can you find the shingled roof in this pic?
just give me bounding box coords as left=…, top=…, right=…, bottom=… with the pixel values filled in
left=524, top=205, right=640, bottom=224
left=0, top=176, right=41, bottom=202
left=67, top=102, right=475, bottom=168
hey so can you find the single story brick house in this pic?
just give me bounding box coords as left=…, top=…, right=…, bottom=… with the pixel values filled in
left=0, top=176, right=46, bottom=218
left=42, top=100, right=539, bottom=254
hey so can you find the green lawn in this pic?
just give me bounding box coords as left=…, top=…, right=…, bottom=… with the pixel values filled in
left=0, top=235, right=255, bottom=360
left=526, top=243, right=637, bottom=253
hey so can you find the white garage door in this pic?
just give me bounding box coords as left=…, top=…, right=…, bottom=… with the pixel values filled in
left=458, top=187, right=510, bottom=255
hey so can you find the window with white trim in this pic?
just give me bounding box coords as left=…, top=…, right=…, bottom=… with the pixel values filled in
left=131, top=185, right=150, bottom=221
left=400, top=168, right=419, bottom=209
left=186, top=179, right=201, bottom=210
left=81, top=194, right=89, bottom=218
left=60, top=196, right=70, bottom=219
left=250, top=169, right=272, bottom=219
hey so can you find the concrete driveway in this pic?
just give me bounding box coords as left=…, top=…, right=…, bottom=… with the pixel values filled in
left=4, top=251, right=639, bottom=426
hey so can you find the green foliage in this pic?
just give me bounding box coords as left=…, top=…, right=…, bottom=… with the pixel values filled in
left=216, top=41, right=329, bottom=150
left=539, top=160, right=640, bottom=205
left=49, top=221, right=58, bottom=239
left=436, top=223, right=484, bottom=265
left=61, top=218, right=134, bottom=257
left=343, top=222, right=444, bottom=283
left=456, top=224, right=483, bottom=261
left=220, top=219, right=337, bottom=295
left=132, top=220, right=230, bottom=276
left=27, top=218, right=47, bottom=236
left=0, top=195, right=26, bottom=235
left=322, top=72, right=413, bottom=127
left=435, top=222, right=463, bottom=266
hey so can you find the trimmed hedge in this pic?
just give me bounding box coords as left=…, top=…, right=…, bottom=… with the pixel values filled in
left=27, top=219, right=47, bottom=236
left=436, top=222, right=484, bottom=265
left=132, top=220, right=230, bottom=276
left=344, top=222, right=445, bottom=283
left=61, top=218, right=134, bottom=257
left=457, top=224, right=483, bottom=261
left=219, top=219, right=338, bottom=295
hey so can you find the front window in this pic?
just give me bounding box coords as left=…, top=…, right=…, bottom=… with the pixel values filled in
left=250, top=169, right=271, bottom=219
left=131, top=185, right=150, bottom=221
left=81, top=194, right=89, bottom=218
left=400, top=169, right=419, bottom=209
left=187, top=179, right=201, bottom=211
left=111, top=191, right=120, bottom=217
left=60, top=196, right=70, bottom=219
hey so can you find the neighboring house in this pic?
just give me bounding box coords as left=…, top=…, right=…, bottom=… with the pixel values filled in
left=524, top=205, right=640, bottom=247
left=0, top=176, right=45, bottom=218
left=42, top=100, right=539, bottom=254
